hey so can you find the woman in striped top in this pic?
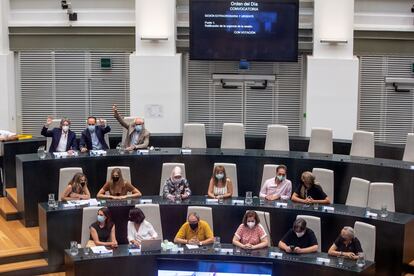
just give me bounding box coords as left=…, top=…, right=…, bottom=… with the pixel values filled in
left=207, top=165, right=234, bottom=199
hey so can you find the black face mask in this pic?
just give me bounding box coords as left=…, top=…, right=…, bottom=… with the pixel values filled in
left=189, top=223, right=198, bottom=230
left=112, top=177, right=120, bottom=182
left=80, top=182, right=86, bottom=187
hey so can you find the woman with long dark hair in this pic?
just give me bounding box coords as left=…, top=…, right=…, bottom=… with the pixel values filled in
left=60, top=172, right=90, bottom=201
left=88, top=207, right=118, bottom=248
left=97, top=168, right=141, bottom=199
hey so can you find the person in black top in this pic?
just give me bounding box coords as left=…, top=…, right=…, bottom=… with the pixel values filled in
left=328, top=226, right=363, bottom=260
left=278, top=218, right=318, bottom=254
left=291, top=171, right=330, bottom=204
left=88, top=207, right=118, bottom=248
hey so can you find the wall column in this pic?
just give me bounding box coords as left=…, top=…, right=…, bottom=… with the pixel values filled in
left=130, top=0, right=182, bottom=134
left=0, top=0, right=16, bottom=132
left=305, top=0, right=359, bottom=139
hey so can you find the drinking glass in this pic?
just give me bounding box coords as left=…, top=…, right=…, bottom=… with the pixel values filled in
left=70, top=241, right=79, bottom=256
left=356, top=252, right=366, bottom=267
left=380, top=205, right=388, bottom=218
left=259, top=198, right=265, bottom=206
left=245, top=191, right=253, bottom=205
left=313, top=203, right=319, bottom=211
left=83, top=247, right=90, bottom=256
left=37, top=147, right=47, bottom=159
left=218, top=196, right=224, bottom=205
left=337, top=255, right=344, bottom=266
left=214, top=237, right=221, bottom=252
left=116, top=143, right=125, bottom=154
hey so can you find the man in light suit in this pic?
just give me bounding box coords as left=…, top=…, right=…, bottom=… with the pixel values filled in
left=41, top=117, right=78, bottom=153
left=112, top=105, right=150, bottom=151
left=80, top=116, right=111, bottom=152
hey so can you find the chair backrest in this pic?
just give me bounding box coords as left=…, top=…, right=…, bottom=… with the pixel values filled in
left=308, top=127, right=333, bottom=154
left=264, top=124, right=289, bottom=151
left=160, top=163, right=186, bottom=196
left=182, top=123, right=207, bottom=149
left=367, top=182, right=395, bottom=212
left=354, top=221, right=376, bottom=262
left=106, top=166, right=131, bottom=182
left=345, top=177, right=370, bottom=208
left=104, top=133, right=110, bottom=149
left=135, top=203, right=163, bottom=240
left=296, top=215, right=321, bottom=252
left=46, top=119, right=61, bottom=152
left=213, top=163, right=238, bottom=197
left=121, top=117, right=137, bottom=146
left=247, top=210, right=271, bottom=246
left=187, top=206, right=214, bottom=233
left=403, top=133, right=414, bottom=162
left=81, top=206, right=101, bottom=247
left=312, top=168, right=334, bottom=203
left=260, top=164, right=278, bottom=189
left=220, top=123, right=245, bottom=150
left=59, top=167, right=83, bottom=200
left=350, top=130, right=375, bottom=158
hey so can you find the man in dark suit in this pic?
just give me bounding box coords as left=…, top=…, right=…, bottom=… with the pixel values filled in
left=41, top=117, right=78, bottom=153
left=80, top=116, right=111, bottom=152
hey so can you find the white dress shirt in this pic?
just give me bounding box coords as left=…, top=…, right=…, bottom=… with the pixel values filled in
left=55, top=131, right=68, bottom=152
left=127, top=220, right=158, bottom=243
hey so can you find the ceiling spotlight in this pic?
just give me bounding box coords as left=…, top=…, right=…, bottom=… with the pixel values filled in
left=66, top=2, right=78, bottom=22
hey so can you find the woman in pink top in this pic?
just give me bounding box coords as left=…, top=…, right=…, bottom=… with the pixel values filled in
left=232, top=211, right=269, bottom=250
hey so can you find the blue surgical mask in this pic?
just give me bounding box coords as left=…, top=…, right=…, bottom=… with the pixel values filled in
left=88, top=125, right=95, bottom=132
left=215, top=173, right=224, bottom=180
left=97, top=215, right=105, bottom=223
left=276, top=175, right=285, bottom=182
left=135, top=125, right=142, bottom=132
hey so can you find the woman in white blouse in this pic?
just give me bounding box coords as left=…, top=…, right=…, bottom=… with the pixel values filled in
left=127, top=208, right=158, bottom=246
left=207, top=165, right=234, bottom=199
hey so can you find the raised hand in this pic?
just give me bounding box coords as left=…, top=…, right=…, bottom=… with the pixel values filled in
left=46, top=116, right=53, bottom=126
left=112, top=104, right=118, bottom=113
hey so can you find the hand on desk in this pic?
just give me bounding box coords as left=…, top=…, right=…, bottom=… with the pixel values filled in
left=81, top=147, right=88, bottom=153
left=188, top=237, right=200, bottom=245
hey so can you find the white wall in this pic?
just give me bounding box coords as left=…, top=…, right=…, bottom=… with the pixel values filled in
left=130, top=55, right=182, bottom=133
left=0, top=0, right=16, bottom=132
left=306, top=0, right=359, bottom=139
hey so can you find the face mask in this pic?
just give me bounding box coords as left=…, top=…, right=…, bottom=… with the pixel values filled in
left=112, top=176, right=120, bottom=182
left=97, top=215, right=105, bottom=223
left=173, top=177, right=182, bottom=184
left=80, top=181, right=86, bottom=187
left=247, top=222, right=255, bottom=229
left=215, top=173, right=224, bottom=180
left=62, top=126, right=69, bottom=132
left=88, top=125, right=95, bottom=132
left=189, top=223, right=198, bottom=230
left=276, top=175, right=285, bottom=182
left=135, top=125, right=142, bottom=132
left=295, top=231, right=305, bottom=238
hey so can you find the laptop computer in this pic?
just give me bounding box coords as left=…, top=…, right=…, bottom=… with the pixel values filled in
left=141, top=239, right=162, bottom=252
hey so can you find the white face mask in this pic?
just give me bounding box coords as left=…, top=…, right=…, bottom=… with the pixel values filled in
left=295, top=231, right=305, bottom=238
left=62, top=125, right=69, bottom=132
left=247, top=222, right=255, bottom=229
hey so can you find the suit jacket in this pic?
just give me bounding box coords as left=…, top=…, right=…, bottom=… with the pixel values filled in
left=79, top=125, right=111, bottom=150
left=114, top=111, right=150, bottom=149
left=41, top=126, right=78, bottom=153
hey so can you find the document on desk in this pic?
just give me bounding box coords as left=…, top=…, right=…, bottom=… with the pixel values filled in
left=90, top=246, right=113, bottom=254
left=186, top=244, right=199, bottom=249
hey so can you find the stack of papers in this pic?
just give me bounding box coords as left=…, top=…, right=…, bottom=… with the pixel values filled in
left=90, top=150, right=107, bottom=156
left=185, top=244, right=199, bottom=249
left=206, top=198, right=219, bottom=204
left=53, top=152, right=69, bottom=158
left=90, top=246, right=113, bottom=254
left=63, top=198, right=99, bottom=208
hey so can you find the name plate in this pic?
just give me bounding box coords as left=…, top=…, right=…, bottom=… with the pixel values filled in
left=232, top=200, right=245, bottom=205
left=137, top=150, right=149, bottom=155
left=128, top=248, right=141, bottom=254
left=206, top=198, right=219, bottom=204
left=270, top=252, right=283, bottom=258
left=276, top=202, right=288, bottom=208
left=220, top=248, right=233, bottom=254
left=140, top=199, right=153, bottom=204
left=181, top=149, right=192, bottom=154
left=366, top=211, right=378, bottom=218
left=322, top=206, right=335, bottom=213
left=316, top=257, right=331, bottom=264
left=90, top=150, right=107, bottom=156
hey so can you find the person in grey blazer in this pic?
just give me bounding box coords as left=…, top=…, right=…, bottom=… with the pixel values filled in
left=112, top=104, right=150, bottom=151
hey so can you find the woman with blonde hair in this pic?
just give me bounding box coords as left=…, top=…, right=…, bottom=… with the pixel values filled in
left=291, top=171, right=330, bottom=204
left=60, top=172, right=90, bottom=201
left=207, top=165, right=233, bottom=199
left=97, top=168, right=141, bottom=199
